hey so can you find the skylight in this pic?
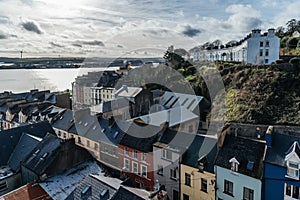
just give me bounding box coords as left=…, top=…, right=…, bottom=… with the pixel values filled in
left=113, top=131, right=119, bottom=139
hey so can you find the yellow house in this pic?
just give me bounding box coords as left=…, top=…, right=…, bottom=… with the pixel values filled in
left=180, top=135, right=218, bottom=200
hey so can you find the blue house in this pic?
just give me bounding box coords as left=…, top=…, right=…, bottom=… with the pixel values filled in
left=263, top=126, right=300, bottom=200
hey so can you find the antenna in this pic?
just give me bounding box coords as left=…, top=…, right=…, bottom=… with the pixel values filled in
left=20, top=50, right=23, bottom=59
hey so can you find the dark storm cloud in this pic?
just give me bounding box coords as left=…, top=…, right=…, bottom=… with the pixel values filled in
left=72, top=43, right=83, bottom=47
left=21, top=21, right=43, bottom=34
left=50, top=42, right=64, bottom=48
left=117, top=45, right=123, bottom=48
left=82, top=40, right=105, bottom=46
left=182, top=25, right=201, bottom=37
left=0, top=33, right=7, bottom=39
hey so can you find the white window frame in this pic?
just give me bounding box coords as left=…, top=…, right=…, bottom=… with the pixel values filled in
left=141, top=153, right=146, bottom=162
left=285, top=183, right=299, bottom=199
left=141, top=165, right=147, bottom=178
left=133, top=150, right=138, bottom=159
left=124, top=158, right=130, bottom=171
left=132, top=161, right=138, bottom=174
left=124, top=147, right=129, bottom=156
left=162, top=149, right=172, bottom=160
left=286, top=161, right=299, bottom=180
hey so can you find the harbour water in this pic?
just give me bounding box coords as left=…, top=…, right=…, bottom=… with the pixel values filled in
left=0, top=68, right=110, bottom=93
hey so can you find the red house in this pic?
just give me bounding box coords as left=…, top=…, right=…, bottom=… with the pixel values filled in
left=118, top=123, right=163, bottom=191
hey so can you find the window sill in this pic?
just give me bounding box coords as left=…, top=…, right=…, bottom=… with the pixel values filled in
left=285, top=175, right=299, bottom=180
left=223, top=191, right=234, bottom=197
left=170, top=177, right=178, bottom=181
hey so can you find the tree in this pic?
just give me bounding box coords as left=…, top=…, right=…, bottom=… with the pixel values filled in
left=286, top=19, right=299, bottom=36
left=275, top=26, right=285, bottom=38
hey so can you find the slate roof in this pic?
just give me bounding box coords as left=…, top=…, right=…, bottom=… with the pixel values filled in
left=73, top=172, right=122, bottom=200
left=181, top=135, right=218, bottom=173
left=115, top=86, right=143, bottom=98
left=111, top=186, right=148, bottom=200
left=39, top=161, right=100, bottom=200
left=84, top=117, right=125, bottom=146
left=7, top=133, right=41, bottom=172
left=119, top=122, right=163, bottom=152
left=22, top=134, right=61, bottom=176
left=0, top=121, right=55, bottom=166
left=156, top=129, right=197, bottom=152
left=23, top=134, right=92, bottom=176
left=215, top=135, right=266, bottom=179
left=97, top=70, right=122, bottom=87
left=265, top=132, right=300, bottom=167
left=159, top=91, right=211, bottom=112
left=51, top=109, right=74, bottom=131
left=133, top=106, right=198, bottom=127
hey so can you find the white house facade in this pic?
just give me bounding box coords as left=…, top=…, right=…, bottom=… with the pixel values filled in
left=192, top=28, right=280, bottom=64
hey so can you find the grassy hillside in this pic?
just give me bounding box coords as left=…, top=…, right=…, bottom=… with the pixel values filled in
left=220, top=64, right=300, bottom=125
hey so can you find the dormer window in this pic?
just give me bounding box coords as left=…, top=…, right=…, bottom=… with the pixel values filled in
left=287, top=161, right=299, bottom=179
left=229, top=157, right=240, bottom=172
left=285, top=141, right=300, bottom=180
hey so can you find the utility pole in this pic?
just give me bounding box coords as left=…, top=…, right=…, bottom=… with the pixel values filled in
left=20, top=50, right=23, bottom=59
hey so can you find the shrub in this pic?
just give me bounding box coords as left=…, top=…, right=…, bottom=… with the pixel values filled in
left=289, top=57, right=300, bottom=64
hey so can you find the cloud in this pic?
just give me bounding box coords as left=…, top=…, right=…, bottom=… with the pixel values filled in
left=0, top=16, right=9, bottom=24
left=21, top=21, right=43, bottom=34
left=225, top=4, right=262, bottom=32
left=182, top=25, right=201, bottom=37
left=0, top=33, right=7, bottom=39
left=50, top=42, right=64, bottom=48
left=72, top=43, right=83, bottom=48
left=82, top=40, right=105, bottom=46
left=117, top=44, right=123, bottom=48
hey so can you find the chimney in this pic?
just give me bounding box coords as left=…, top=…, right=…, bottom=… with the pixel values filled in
left=268, top=28, right=275, bottom=37
left=251, top=29, right=261, bottom=38
left=266, top=126, right=273, bottom=148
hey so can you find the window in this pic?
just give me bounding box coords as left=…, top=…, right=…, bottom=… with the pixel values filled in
left=86, top=140, right=90, bottom=147
left=0, top=182, right=7, bottom=191
left=63, top=132, right=66, bottom=138
left=285, top=184, right=299, bottom=199
left=243, top=187, right=254, bottom=200
left=133, top=151, right=138, bottom=159
left=183, top=193, right=189, bottom=200
left=141, top=153, right=146, bottom=162
left=224, top=180, right=233, bottom=196
left=170, top=168, right=177, bottom=180
left=94, top=143, right=98, bottom=150
left=287, top=161, right=299, bottom=179
left=265, top=49, right=269, bottom=56
left=259, top=49, right=263, bottom=56
left=132, top=162, right=138, bottom=174
left=173, top=190, right=179, bottom=200
left=260, top=41, right=263, bottom=47
left=286, top=184, right=292, bottom=196
left=231, top=162, right=239, bottom=172
left=201, top=178, right=207, bottom=193
left=78, top=137, right=82, bottom=144
left=266, top=41, right=269, bottom=47
left=124, top=159, right=130, bottom=171
left=157, top=165, right=163, bottom=175
left=265, top=59, right=268, bottom=64
left=162, top=149, right=172, bottom=160
left=141, top=165, right=147, bottom=177
left=188, top=125, right=193, bottom=133
left=185, top=173, right=191, bottom=186
left=293, top=185, right=299, bottom=199
left=124, top=147, right=129, bottom=156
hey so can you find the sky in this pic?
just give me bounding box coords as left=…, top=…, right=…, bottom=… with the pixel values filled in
left=0, top=0, right=299, bottom=58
